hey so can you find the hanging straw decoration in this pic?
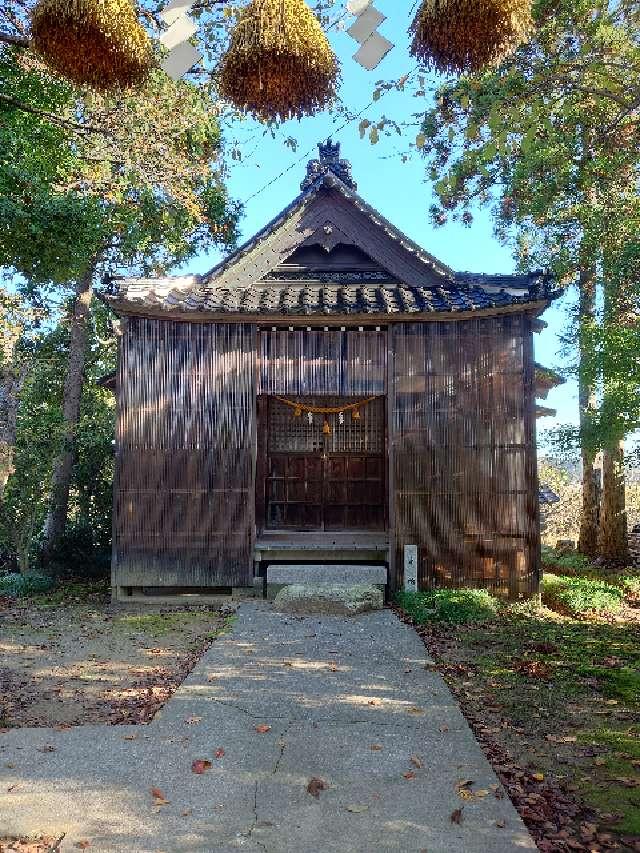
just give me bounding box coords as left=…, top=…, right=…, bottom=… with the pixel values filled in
left=31, top=0, right=152, bottom=90
left=218, top=0, right=339, bottom=121
left=409, top=0, right=533, bottom=75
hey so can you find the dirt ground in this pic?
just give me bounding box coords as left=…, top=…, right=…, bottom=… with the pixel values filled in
left=0, top=583, right=232, bottom=729
left=399, top=605, right=640, bottom=853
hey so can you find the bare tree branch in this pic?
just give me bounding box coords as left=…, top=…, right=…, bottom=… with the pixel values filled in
left=0, top=30, right=29, bottom=47
left=0, top=93, right=110, bottom=135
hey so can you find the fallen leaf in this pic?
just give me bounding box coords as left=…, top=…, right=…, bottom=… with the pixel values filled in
left=255, top=724, right=271, bottom=734
left=151, top=787, right=170, bottom=806
left=532, top=772, right=544, bottom=782
left=123, top=734, right=137, bottom=741
left=370, top=744, right=383, bottom=751
left=185, top=716, right=202, bottom=725
left=75, top=842, right=91, bottom=849
left=407, top=706, right=424, bottom=715
left=451, top=807, right=464, bottom=824
left=215, top=748, right=225, bottom=759
left=410, top=755, right=423, bottom=769
left=307, top=777, right=327, bottom=798
left=496, top=819, right=506, bottom=829
left=345, top=804, right=369, bottom=813
left=191, top=759, right=212, bottom=774
left=594, top=757, right=606, bottom=766
left=403, top=771, right=416, bottom=780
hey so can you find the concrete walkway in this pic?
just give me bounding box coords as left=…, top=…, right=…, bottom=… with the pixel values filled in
left=0, top=603, right=536, bottom=852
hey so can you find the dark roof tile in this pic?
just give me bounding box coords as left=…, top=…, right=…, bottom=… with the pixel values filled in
left=105, top=278, right=554, bottom=317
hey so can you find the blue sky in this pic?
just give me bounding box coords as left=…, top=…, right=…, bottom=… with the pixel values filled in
left=187, top=0, right=577, bottom=432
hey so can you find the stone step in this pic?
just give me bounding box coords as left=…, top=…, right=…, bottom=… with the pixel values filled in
left=273, top=583, right=384, bottom=615
left=266, top=564, right=387, bottom=587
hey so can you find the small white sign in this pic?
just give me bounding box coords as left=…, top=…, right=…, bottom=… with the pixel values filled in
left=404, top=545, right=418, bottom=592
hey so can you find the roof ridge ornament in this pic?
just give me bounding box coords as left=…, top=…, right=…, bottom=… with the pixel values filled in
left=301, top=139, right=358, bottom=192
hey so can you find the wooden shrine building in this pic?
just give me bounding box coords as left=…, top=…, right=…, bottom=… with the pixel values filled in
left=104, top=141, right=558, bottom=601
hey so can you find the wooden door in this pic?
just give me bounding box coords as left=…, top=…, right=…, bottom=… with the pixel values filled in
left=260, top=396, right=386, bottom=532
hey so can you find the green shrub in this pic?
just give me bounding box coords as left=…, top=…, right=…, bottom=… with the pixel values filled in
left=619, top=575, right=640, bottom=601
left=397, top=588, right=499, bottom=625
left=0, top=572, right=55, bottom=597
left=542, top=573, right=624, bottom=616
left=541, top=546, right=592, bottom=576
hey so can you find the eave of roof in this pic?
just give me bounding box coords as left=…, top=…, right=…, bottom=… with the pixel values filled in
left=103, top=285, right=556, bottom=319
left=535, top=363, right=565, bottom=400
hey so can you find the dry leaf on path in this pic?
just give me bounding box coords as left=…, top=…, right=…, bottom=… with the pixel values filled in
left=255, top=724, right=271, bottom=734
left=403, top=771, right=416, bottom=780
left=307, top=777, right=327, bottom=798
left=345, top=804, right=369, bottom=813
left=407, top=706, right=424, bottom=715
left=450, top=807, right=464, bottom=824
left=215, top=748, right=225, bottom=759
left=150, top=787, right=170, bottom=805
left=370, top=744, right=383, bottom=751
left=75, top=842, right=91, bottom=850
left=410, top=755, right=423, bottom=769
left=185, top=716, right=202, bottom=725
left=191, top=759, right=212, bottom=774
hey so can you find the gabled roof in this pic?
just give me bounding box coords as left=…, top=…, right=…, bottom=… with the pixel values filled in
left=105, top=141, right=559, bottom=321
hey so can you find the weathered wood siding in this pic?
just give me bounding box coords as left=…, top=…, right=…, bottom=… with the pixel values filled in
left=257, top=327, right=386, bottom=395
left=391, top=316, right=539, bottom=598
left=113, top=319, right=256, bottom=588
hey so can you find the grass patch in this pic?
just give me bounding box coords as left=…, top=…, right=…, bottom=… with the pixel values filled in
left=542, top=573, right=624, bottom=616
left=576, top=727, right=640, bottom=834
left=397, top=588, right=499, bottom=625
left=112, top=610, right=222, bottom=638
left=541, top=545, right=592, bottom=576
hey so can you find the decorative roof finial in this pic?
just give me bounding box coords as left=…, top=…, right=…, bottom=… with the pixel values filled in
left=301, top=139, right=357, bottom=191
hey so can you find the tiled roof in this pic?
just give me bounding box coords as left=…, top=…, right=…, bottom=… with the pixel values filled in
left=106, top=142, right=559, bottom=319
left=105, top=274, right=554, bottom=318
left=539, top=485, right=561, bottom=505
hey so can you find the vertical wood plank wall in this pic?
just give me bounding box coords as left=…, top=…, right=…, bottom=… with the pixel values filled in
left=391, top=316, right=539, bottom=599
left=257, top=328, right=387, bottom=395
left=113, top=319, right=256, bottom=588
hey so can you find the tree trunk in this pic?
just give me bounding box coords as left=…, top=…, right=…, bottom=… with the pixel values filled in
left=0, top=363, right=27, bottom=501
left=598, top=440, right=629, bottom=561
left=597, top=256, right=631, bottom=561
left=41, top=259, right=97, bottom=564
left=577, top=265, right=599, bottom=556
